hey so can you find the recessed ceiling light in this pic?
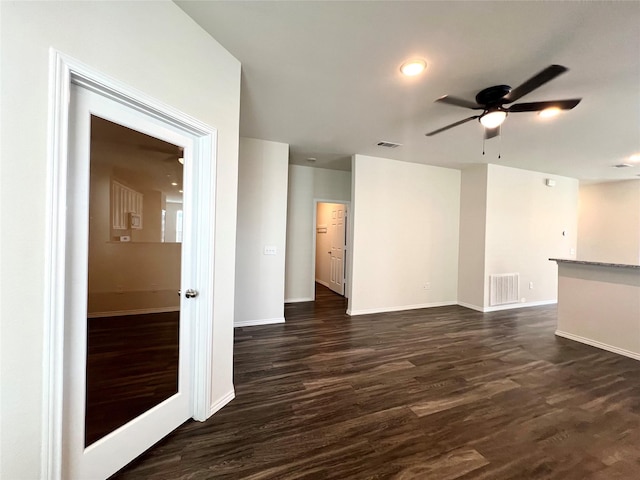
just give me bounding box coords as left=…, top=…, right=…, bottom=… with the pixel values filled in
left=171, top=182, right=178, bottom=186
left=179, top=190, right=183, bottom=193
left=306, top=157, right=317, bottom=163
left=400, top=59, right=427, bottom=76
left=539, top=107, right=561, bottom=118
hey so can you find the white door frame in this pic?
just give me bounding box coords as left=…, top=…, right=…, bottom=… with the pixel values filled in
left=311, top=199, right=351, bottom=300
left=41, top=50, right=218, bottom=480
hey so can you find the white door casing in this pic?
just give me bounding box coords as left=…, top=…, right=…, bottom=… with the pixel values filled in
left=42, top=51, right=219, bottom=480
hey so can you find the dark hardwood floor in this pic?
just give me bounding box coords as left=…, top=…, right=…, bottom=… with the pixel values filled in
left=114, top=284, right=640, bottom=479
left=86, top=312, right=179, bottom=446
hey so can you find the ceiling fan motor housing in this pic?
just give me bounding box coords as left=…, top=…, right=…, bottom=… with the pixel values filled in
left=475, top=85, right=512, bottom=106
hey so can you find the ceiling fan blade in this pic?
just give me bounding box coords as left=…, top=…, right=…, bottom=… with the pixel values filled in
left=508, top=98, right=581, bottom=112
left=425, top=116, right=480, bottom=136
left=503, top=65, right=568, bottom=104
left=138, top=144, right=183, bottom=154
left=435, top=95, right=483, bottom=110
left=484, top=127, right=500, bottom=140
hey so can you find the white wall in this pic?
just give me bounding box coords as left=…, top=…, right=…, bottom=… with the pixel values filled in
left=0, top=2, right=240, bottom=478
left=285, top=165, right=351, bottom=301
left=457, top=165, right=488, bottom=309
left=483, top=164, right=578, bottom=310
left=235, top=137, right=289, bottom=326
left=578, top=180, right=640, bottom=264
left=349, top=155, right=461, bottom=315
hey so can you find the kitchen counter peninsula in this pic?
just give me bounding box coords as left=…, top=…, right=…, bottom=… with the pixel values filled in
left=550, top=258, right=640, bottom=360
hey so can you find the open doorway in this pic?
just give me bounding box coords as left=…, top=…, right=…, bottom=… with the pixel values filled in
left=314, top=201, right=349, bottom=298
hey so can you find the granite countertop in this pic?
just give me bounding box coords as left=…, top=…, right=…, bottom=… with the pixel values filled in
left=549, top=258, right=640, bottom=269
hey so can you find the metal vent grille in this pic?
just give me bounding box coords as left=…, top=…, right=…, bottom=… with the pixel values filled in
left=489, top=273, right=520, bottom=306
left=377, top=141, right=402, bottom=148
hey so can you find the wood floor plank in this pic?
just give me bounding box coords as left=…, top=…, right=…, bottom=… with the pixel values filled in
left=113, top=284, right=640, bottom=479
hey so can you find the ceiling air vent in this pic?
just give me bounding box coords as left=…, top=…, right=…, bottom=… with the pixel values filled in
left=377, top=141, right=402, bottom=148
left=613, top=163, right=633, bottom=168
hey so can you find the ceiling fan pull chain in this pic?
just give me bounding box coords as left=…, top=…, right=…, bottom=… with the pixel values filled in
left=498, top=125, right=502, bottom=159
left=482, top=136, right=485, bottom=155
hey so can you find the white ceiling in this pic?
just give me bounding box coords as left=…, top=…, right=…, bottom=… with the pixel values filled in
left=176, top=1, right=640, bottom=182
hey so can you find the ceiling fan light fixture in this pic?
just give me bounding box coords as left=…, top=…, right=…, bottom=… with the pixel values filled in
left=539, top=107, right=561, bottom=118
left=480, top=110, right=507, bottom=129
left=400, top=59, right=427, bottom=76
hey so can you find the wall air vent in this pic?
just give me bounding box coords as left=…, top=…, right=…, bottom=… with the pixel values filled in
left=613, top=163, right=632, bottom=168
left=377, top=141, right=402, bottom=148
left=489, top=273, right=520, bottom=306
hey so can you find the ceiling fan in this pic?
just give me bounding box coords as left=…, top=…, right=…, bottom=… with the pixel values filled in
left=138, top=144, right=184, bottom=164
left=425, top=65, right=581, bottom=139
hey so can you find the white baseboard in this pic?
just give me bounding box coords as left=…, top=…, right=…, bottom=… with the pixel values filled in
left=347, top=300, right=558, bottom=316
left=555, top=330, right=640, bottom=361
left=347, top=301, right=457, bottom=316
left=284, top=297, right=314, bottom=303
left=208, top=389, right=236, bottom=418
left=457, top=302, right=485, bottom=312
left=88, top=306, right=180, bottom=318
left=315, top=279, right=330, bottom=288
left=234, top=317, right=285, bottom=328
left=457, top=300, right=557, bottom=313
left=482, top=299, right=556, bottom=313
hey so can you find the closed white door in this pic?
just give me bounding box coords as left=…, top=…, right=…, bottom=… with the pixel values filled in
left=329, top=206, right=346, bottom=295
left=64, top=84, right=197, bottom=479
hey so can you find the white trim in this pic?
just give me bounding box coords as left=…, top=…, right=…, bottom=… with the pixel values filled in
left=42, top=46, right=72, bottom=480
left=482, top=299, right=556, bottom=313
left=347, top=301, right=457, bottom=316
left=457, top=299, right=556, bottom=313
left=87, top=307, right=180, bottom=319
left=284, top=297, right=314, bottom=303
left=456, top=301, right=485, bottom=312
left=555, top=330, right=640, bottom=362
left=42, top=49, right=219, bottom=479
left=209, top=389, right=236, bottom=417
left=315, top=279, right=331, bottom=289
left=234, top=317, right=286, bottom=328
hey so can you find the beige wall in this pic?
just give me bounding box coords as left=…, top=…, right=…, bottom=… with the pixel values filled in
left=349, top=155, right=461, bottom=314
left=484, top=164, right=578, bottom=310
left=285, top=165, right=351, bottom=301
left=578, top=180, right=640, bottom=265
left=0, top=2, right=241, bottom=477
left=556, top=262, right=640, bottom=357
left=457, top=165, right=489, bottom=308
left=458, top=164, right=578, bottom=311
left=235, top=137, right=289, bottom=325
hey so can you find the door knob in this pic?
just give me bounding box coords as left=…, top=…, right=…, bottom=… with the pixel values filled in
left=185, top=289, right=199, bottom=299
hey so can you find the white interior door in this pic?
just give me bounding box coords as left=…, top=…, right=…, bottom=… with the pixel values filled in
left=63, top=84, right=197, bottom=479
left=329, top=206, right=346, bottom=295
